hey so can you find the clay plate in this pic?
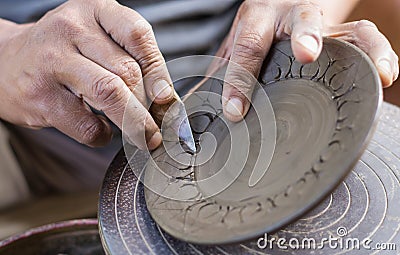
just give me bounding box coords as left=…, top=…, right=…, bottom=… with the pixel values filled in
left=100, top=38, right=382, bottom=246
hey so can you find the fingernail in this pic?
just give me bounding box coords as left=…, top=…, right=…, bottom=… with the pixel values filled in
left=378, top=59, right=392, bottom=76
left=153, top=80, right=172, bottom=100
left=225, top=97, right=243, bottom=117
left=298, top=35, right=319, bottom=54
left=147, top=131, right=162, bottom=150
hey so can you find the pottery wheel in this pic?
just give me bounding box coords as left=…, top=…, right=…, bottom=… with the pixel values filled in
left=99, top=38, right=395, bottom=253
left=100, top=102, right=400, bottom=254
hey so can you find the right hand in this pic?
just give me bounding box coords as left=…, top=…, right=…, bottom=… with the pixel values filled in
left=0, top=0, right=174, bottom=150
left=212, top=0, right=398, bottom=122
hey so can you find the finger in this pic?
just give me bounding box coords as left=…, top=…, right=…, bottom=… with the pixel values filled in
left=46, top=87, right=113, bottom=147
left=286, top=2, right=324, bottom=63
left=74, top=28, right=147, bottom=106
left=207, top=17, right=238, bottom=77
left=96, top=1, right=174, bottom=104
left=222, top=2, right=275, bottom=122
left=325, top=20, right=399, bottom=87
left=207, top=36, right=232, bottom=77
left=56, top=54, right=161, bottom=150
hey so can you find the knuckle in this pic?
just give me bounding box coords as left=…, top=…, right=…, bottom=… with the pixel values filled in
left=138, top=51, right=164, bottom=73
left=40, top=50, right=63, bottom=70
left=52, top=14, right=74, bottom=28
left=393, top=51, right=399, bottom=63
left=24, top=76, right=48, bottom=101
left=300, top=1, right=323, bottom=12
left=78, top=119, right=103, bottom=145
left=129, top=19, right=154, bottom=44
left=116, top=60, right=142, bottom=87
left=23, top=83, right=41, bottom=101
left=24, top=115, right=46, bottom=128
left=89, top=0, right=104, bottom=6
left=92, top=74, right=122, bottom=104
left=41, top=50, right=58, bottom=62
left=225, top=71, right=255, bottom=96
left=290, top=1, right=323, bottom=23
left=54, top=15, right=83, bottom=34
left=240, top=0, right=262, bottom=13
left=234, top=32, right=266, bottom=62
left=38, top=92, right=62, bottom=121
left=239, top=1, right=251, bottom=13
left=24, top=92, right=57, bottom=128
left=387, top=49, right=399, bottom=64
left=227, top=80, right=253, bottom=96
left=356, top=20, right=377, bottom=30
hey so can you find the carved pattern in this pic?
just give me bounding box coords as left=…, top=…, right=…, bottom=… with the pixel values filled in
left=143, top=38, right=381, bottom=244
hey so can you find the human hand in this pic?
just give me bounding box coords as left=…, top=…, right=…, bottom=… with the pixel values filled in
left=216, top=0, right=399, bottom=122
left=0, top=0, right=175, bottom=150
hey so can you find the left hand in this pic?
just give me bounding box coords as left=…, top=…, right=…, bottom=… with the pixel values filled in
left=216, top=0, right=399, bottom=122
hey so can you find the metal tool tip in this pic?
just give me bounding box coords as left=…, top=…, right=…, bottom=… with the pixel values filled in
left=179, top=118, right=196, bottom=153
left=184, top=138, right=196, bottom=153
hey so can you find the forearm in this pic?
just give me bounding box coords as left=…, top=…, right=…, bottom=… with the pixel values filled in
left=311, top=0, right=361, bottom=25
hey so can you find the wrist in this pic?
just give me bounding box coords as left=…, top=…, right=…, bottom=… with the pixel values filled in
left=0, top=19, right=18, bottom=39
left=0, top=19, right=30, bottom=48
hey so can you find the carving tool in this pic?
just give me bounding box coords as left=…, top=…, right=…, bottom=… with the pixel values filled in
left=149, top=91, right=196, bottom=152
